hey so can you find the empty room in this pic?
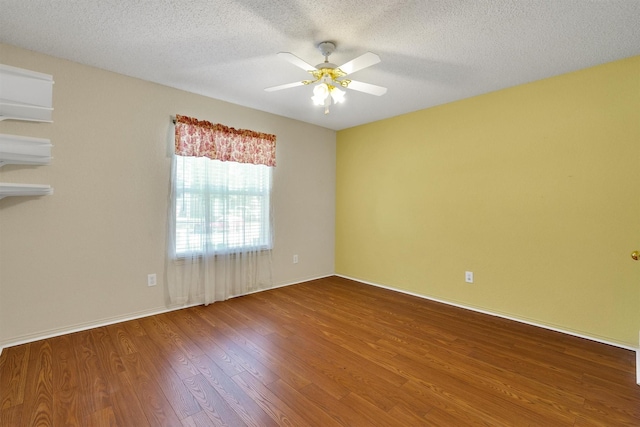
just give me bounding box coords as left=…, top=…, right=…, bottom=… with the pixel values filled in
left=1, top=1, right=639, bottom=426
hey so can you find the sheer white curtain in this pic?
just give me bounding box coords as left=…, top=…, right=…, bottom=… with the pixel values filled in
left=166, top=115, right=276, bottom=307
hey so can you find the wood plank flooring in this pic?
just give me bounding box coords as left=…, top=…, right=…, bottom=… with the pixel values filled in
left=1, top=276, right=639, bottom=426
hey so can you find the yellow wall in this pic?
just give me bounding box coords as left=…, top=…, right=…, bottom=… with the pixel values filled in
left=336, top=56, right=640, bottom=347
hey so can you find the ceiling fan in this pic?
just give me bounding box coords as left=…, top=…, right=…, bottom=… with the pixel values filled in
left=265, top=41, right=387, bottom=114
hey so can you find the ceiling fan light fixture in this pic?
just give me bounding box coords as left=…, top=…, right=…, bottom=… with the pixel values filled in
left=311, top=83, right=344, bottom=113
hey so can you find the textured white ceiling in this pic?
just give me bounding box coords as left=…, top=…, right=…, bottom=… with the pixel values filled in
left=1, top=0, right=639, bottom=130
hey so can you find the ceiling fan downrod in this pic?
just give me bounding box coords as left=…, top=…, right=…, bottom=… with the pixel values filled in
left=317, top=41, right=336, bottom=62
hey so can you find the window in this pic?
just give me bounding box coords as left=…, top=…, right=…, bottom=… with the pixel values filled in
left=174, top=155, right=272, bottom=256
left=169, top=115, right=276, bottom=260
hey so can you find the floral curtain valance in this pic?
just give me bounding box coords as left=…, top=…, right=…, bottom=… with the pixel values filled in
left=174, top=114, right=276, bottom=167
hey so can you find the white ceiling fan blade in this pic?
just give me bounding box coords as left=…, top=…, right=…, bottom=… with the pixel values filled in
left=264, top=81, right=306, bottom=92
left=345, top=80, right=387, bottom=96
left=277, top=52, right=316, bottom=72
left=338, top=52, right=381, bottom=75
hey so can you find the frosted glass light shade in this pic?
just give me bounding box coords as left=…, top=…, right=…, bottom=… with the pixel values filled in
left=331, top=87, right=345, bottom=103
left=312, top=83, right=330, bottom=105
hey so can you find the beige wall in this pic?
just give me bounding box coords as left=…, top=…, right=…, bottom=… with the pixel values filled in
left=336, top=56, right=640, bottom=348
left=0, top=43, right=336, bottom=348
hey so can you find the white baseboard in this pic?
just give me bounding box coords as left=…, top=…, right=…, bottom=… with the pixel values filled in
left=2, top=272, right=636, bottom=377
left=336, top=274, right=638, bottom=353
left=0, top=274, right=333, bottom=357
left=234, top=273, right=334, bottom=298
left=0, top=303, right=199, bottom=358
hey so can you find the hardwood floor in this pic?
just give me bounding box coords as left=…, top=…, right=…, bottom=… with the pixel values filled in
left=1, top=276, right=639, bottom=426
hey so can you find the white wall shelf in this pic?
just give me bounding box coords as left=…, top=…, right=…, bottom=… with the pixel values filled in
left=0, top=64, right=54, bottom=200
left=0, top=133, right=52, bottom=167
left=0, top=183, right=53, bottom=200
left=0, top=64, right=54, bottom=123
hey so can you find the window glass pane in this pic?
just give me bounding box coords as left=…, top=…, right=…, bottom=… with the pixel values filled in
left=175, top=155, right=272, bottom=255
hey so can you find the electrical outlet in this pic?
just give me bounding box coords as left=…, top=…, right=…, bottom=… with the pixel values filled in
left=293, top=254, right=299, bottom=264
left=147, top=273, right=157, bottom=287
left=465, top=271, right=474, bottom=283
